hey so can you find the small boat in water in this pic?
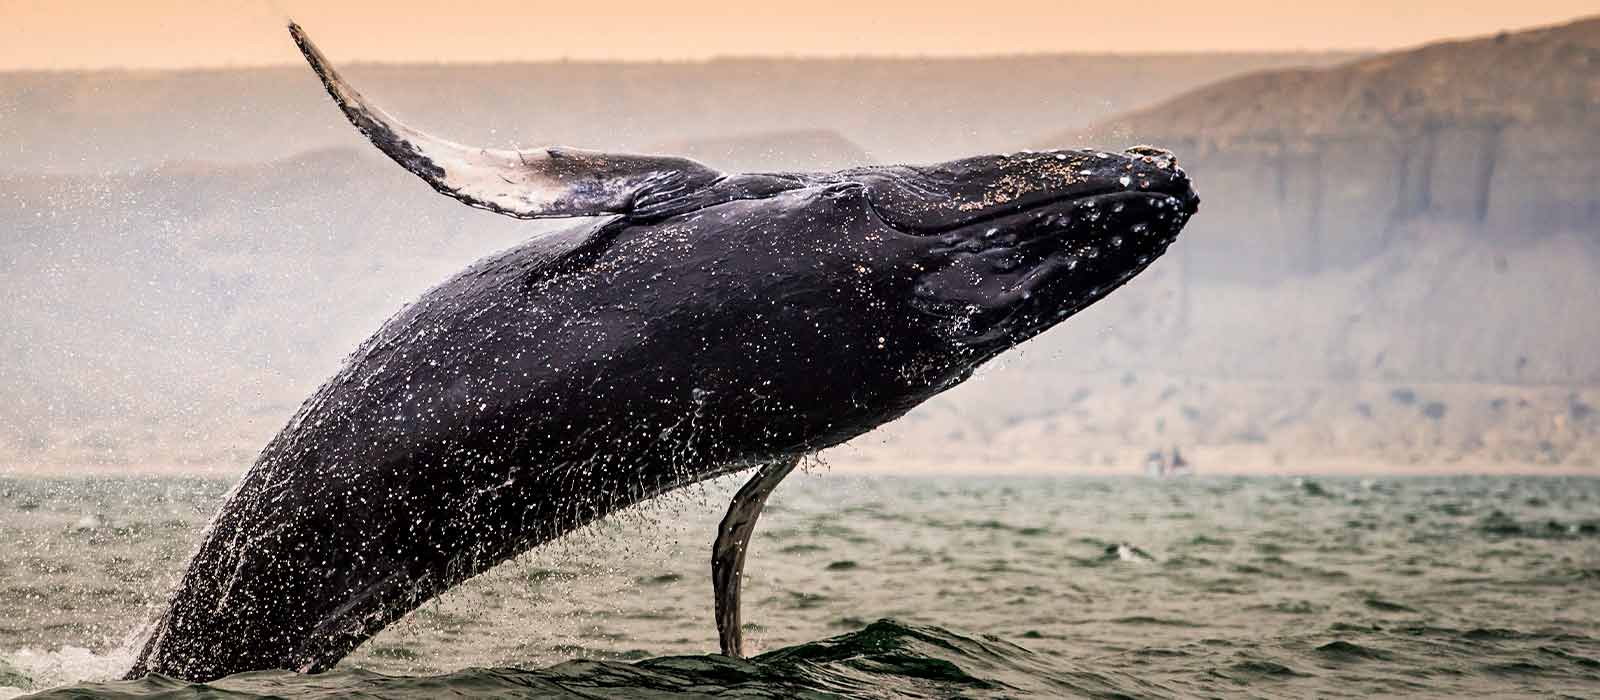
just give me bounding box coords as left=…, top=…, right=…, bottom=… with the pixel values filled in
left=1144, top=447, right=1195, bottom=478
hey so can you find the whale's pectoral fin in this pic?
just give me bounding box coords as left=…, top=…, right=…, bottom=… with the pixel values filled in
left=712, top=457, right=800, bottom=657
left=288, top=22, right=721, bottom=220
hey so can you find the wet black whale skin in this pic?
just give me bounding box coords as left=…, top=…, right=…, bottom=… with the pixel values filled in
left=127, top=153, right=1198, bottom=682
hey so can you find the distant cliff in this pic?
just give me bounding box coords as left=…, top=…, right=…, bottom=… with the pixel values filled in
left=1028, top=16, right=1600, bottom=390
left=0, top=148, right=541, bottom=469
left=0, top=52, right=1356, bottom=175
left=651, top=129, right=873, bottom=172
left=1049, top=15, right=1600, bottom=282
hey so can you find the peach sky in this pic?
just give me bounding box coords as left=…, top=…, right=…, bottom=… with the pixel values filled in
left=1, top=0, right=1595, bottom=69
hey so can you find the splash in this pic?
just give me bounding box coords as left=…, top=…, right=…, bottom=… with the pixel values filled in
left=1, top=643, right=135, bottom=699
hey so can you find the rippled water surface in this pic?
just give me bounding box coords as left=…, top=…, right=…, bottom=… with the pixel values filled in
left=3, top=474, right=1597, bottom=698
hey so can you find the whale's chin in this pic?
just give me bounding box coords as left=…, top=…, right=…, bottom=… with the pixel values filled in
left=908, top=186, right=1198, bottom=350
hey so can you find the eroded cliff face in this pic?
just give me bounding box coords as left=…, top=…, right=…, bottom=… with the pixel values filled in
left=1027, top=16, right=1600, bottom=395
left=1060, top=16, right=1600, bottom=284
left=1147, top=123, right=1599, bottom=282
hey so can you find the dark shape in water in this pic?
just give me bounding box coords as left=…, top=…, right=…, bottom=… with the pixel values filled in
left=125, top=22, right=1198, bottom=681
left=1314, top=640, right=1393, bottom=662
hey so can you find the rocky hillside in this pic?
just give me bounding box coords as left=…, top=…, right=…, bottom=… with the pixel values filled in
left=651, top=129, right=873, bottom=172
left=1053, top=15, right=1600, bottom=282
left=891, top=15, right=1600, bottom=471
left=1030, top=16, right=1600, bottom=389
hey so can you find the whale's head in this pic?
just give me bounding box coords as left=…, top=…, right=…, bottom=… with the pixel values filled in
left=574, top=148, right=1200, bottom=412
left=853, top=147, right=1199, bottom=355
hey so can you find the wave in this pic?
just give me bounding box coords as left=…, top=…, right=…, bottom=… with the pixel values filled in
left=15, top=620, right=1149, bottom=699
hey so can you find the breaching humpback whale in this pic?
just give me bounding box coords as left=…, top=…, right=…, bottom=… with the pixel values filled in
left=126, top=23, right=1200, bottom=681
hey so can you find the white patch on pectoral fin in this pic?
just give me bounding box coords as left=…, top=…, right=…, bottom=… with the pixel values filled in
left=288, top=22, right=720, bottom=220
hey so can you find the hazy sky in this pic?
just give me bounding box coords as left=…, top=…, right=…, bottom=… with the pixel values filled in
left=1, top=1, right=1595, bottom=69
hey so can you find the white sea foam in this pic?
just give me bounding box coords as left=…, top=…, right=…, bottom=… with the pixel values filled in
left=1, top=627, right=145, bottom=698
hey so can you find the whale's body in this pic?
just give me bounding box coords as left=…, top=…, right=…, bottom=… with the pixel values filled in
left=126, top=24, right=1199, bottom=681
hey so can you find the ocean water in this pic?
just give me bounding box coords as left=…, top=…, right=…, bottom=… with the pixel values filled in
left=2, top=473, right=1597, bottom=698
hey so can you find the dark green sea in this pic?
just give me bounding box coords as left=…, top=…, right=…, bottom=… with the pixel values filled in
left=2, top=474, right=1597, bottom=698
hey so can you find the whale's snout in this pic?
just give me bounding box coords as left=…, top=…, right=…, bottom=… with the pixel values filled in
left=1119, top=145, right=1200, bottom=216
left=889, top=146, right=1201, bottom=350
